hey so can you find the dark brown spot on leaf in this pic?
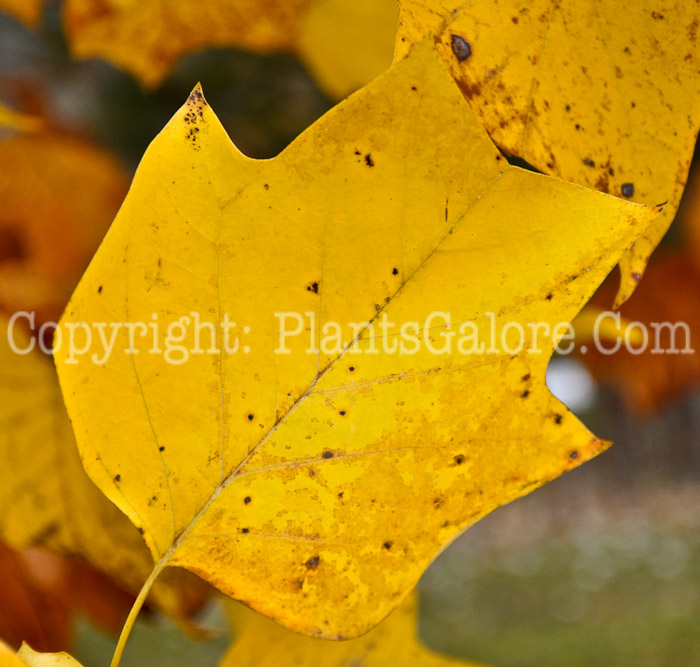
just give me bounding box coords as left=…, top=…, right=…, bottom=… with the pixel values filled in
left=305, top=555, right=320, bottom=569
left=451, top=34, right=472, bottom=61
left=621, top=183, right=635, bottom=198
left=364, top=154, right=374, bottom=167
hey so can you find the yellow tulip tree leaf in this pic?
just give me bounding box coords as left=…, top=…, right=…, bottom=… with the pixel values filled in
left=221, top=593, right=485, bottom=667
left=396, top=0, right=700, bottom=306
left=0, top=317, right=206, bottom=625
left=55, top=40, right=656, bottom=648
left=60, top=0, right=396, bottom=97
left=0, top=0, right=44, bottom=26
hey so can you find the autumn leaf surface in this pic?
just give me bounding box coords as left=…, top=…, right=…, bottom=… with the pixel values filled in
left=221, top=593, right=484, bottom=667
left=56, top=40, right=656, bottom=640
left=0, top=317, right=206, bottom=625
left=58, top=0, right=396, bottom=97
left=397, top=0, right=700, bottom=306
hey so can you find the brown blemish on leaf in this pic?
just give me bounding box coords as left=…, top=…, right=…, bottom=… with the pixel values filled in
left=583, top=158, right=595, bottom=167
left=569, top=451, right=579, bottom=459
left=321, top=450, right=334, bottom=459
left=631, top=272, right=642, bottom=283
left=554, top=413, right=563, bottom=425
left=521, top=390, right=530, bottom=399
left=305, top=555, right=320, bottom=570
left=244, top=496, right=251, bottom=504
left=450, top=34, right=472, bottom=61
left=453, top=454, right=465, bottom=465
left=364, top=154, right=374, bottom=167
left=383, top=541, right=393, bottom=550
left=307, top=281, right=319, bottom=293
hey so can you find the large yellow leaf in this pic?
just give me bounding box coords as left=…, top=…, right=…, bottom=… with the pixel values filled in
left=221, top=593, right=483, bottom=666
left=0, top=317, right=206, bottom=625
left=60, top=0, right=396, bottom=97
left=396, top=0, right=700, bottom=306
left=55, top=40, right=656, bottom=643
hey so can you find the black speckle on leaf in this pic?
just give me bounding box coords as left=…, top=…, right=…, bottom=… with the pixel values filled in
left=364, top=154, right=374, bottom=167
left=570, top=451, right=579, bottom=459
left=454, top=454, right=465, bottom=465
left=621, top=182, right=635, bottom=198
left=546, top=293, right=553, bottom=300
left=339, top=410, right=346, bottom=416
left=522, top=373, right=531, bottom=381
left=159, top=446, right=165, bottom=452
left=242, top=528, right=250, bottom=534
left=247, top=414, right=254, bottom=421
left=244, top=496, right=251, bottom=504
left=114, top=474, right=121, bottom=482
left=349, top=366, right=355, bottom=372
left=138, top=527, right=144, bottom=534
left=383, top=541, right=393, bottom=550
left=322, top=450, right=334, bottom=459
left=307, top=281, right=319, bottom=294
left=97, top=285, right=103, bottom=294
left=555, top=413, right=563, bottom=425
left=521, top=390, right=530, bottom=399
left=392, top=267, right=399, bottom=275
left=451, top=34, right=472, bottom=61
left=305, top=555, right=320, bottom=569
left=583, top=158, right=595, bottom=167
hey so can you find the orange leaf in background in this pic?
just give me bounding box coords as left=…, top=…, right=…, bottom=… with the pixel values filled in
left=583, top=169, right=700, bottom=414
left=0, top=113, right=129, bottom=328
left=0, top=0, right=44, bottom=26
left=584, top=255, right=700, bottom=414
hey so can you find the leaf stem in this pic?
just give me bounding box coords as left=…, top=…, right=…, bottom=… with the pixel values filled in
left=110, top=555, right=169, bottom=667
